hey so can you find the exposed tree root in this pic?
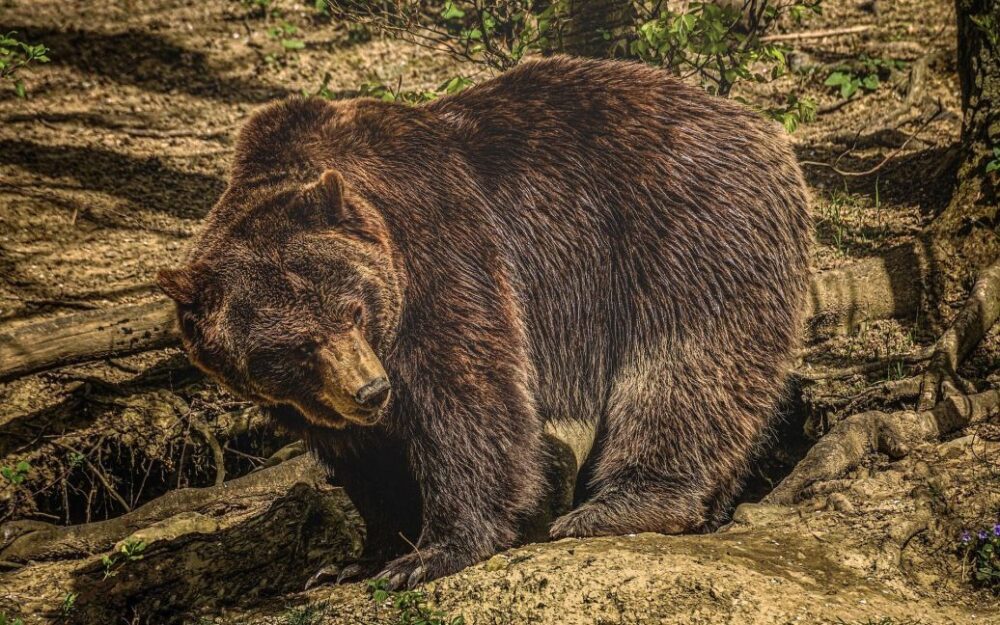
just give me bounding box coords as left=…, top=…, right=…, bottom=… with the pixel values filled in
left=775, top=259, right=1000, bottom=503
left=766, top=389, right=1000, bottom=504
left=915, top=259, right=1000, bottom=409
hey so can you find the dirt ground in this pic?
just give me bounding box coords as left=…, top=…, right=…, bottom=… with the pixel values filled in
left=1, top=0, right=999, bottom=623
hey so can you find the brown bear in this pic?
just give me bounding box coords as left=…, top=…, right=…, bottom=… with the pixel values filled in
left=157, top=55, right=811, bottom=589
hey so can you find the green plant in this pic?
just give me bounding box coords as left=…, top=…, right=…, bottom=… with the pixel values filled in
left=1, top=460, right=30, bottom=485
left=101, top=538, right=147, bottom=580
left=628, top=1, right=821, bottom=96
left=885, top=360, right=905, bottom=381
left=268, top=21, right=306, bottom=51
left=766, top=93, right=817, bottom=133
left=353, top=74, right=473, bottom=105
left=824, top=55, right=904, bottom=100
left=60, top=592, right=78, bottom=618
left=368, top=578, right=465, bottom=625
left=960, top=525, right=1000, bottom=589
left=67, top=451, right=85, bottom=469
left=985, top=146, right=1000, bottom=174
left=0, top=31, right=50, bottom=97
left=0, top=614, right=24, bottom=625
left=328, top=1, right=821, bottom=132
left=280, top=601, right=328, bottom=625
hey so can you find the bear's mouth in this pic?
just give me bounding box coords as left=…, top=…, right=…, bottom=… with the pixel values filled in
left=294, top=391, right=388, bottom=429
left=319, top=394, right=387, bottom=427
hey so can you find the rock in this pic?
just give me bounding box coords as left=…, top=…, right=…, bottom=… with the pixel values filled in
left=826, top=493, right=855, bottom=514
left=729, top=503, right=796, bottom=527
left=938, top=435, right=975, bottom=459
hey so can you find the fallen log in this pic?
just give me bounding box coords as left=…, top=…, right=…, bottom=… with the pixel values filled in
left=0, top=245, right=931, bottom=382
left=0, top=298, right=177, bottom=382
left=0, top=454, right=364, bottom=624
left=68, top=482, right=363, bottom=625
left=0, top=453, right=321, bottom=563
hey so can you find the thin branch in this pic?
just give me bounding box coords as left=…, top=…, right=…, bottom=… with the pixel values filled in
left=799, top=101, right=944, bottom=177
left=760, top=25, right=871, bottom=42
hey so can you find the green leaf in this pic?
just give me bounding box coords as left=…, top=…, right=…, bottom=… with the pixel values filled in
left=840, top=81, right=857, bottom=99
left=13, top=80, right=25, bottom=98
left=861, top=74, right=880, bottom=90
left=440, top=1, right=465, bottom=21
left=281, top=38, right=305, bottom=50
left=824, top=71, right=850, bottom=86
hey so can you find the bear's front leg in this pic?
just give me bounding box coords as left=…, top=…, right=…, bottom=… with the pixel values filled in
left=376, top=366, right=545, bottom=589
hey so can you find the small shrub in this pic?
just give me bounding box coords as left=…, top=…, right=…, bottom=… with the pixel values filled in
left=1, top=461, right=30, bottom=486
left=823, top=55, right=904, bottom=100
left=101, top=537, right=147, bottom=580
left=368, top=578, right=465, bottom=625
left=324, top=1, right=821, bottom=131
left=0, top=31, right=50, bottom=97
left=357, top=75, right=472, bottom=104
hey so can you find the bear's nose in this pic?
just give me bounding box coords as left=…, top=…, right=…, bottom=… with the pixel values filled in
left=355, top=377, right=391, bottom=409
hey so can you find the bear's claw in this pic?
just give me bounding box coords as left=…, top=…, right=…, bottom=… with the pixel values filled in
left=375, top=547, right=462, bottom=590
left=304, top=560, right=382, bottom=590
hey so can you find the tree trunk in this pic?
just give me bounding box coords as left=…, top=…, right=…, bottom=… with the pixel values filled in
left=927, top=0, right=1000, bottom=310
left=557, top=0, right=634, bottom=57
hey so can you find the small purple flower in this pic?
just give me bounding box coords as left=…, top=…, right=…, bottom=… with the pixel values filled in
left=961, top=531, right=972, bottom=544
left=993, top=524, right=1000, bottom=537
left=979, top=530, right=989, bottom=540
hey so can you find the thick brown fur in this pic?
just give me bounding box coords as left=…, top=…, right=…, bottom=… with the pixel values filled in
left=158, top=56, right=811, bottom=588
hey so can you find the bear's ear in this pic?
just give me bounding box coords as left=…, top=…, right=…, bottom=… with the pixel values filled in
left=157, top=267, right=199, bottom=305
left=302, top=169, right=347, bottom=227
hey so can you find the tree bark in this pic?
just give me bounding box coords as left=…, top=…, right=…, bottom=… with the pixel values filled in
left=556, top=0, right=634, bottom=57
left=926, top=0, right=1000, bottom=307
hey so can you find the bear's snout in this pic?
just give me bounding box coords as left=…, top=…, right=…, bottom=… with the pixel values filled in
left=355, top=376, right=391, bottom=410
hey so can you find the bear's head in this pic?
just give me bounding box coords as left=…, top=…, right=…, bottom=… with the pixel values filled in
left=157, top=169, right=404, bottom=429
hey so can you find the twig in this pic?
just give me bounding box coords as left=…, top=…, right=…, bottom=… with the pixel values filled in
left=797, top=350, right=931, bottom=381
left=760, top=25, right=871, bottom=42
left=188, top=411, right=226, bottom=487
left=55, top=441, right=132, bottom=514
left=799, top=101, right=944, bottom=177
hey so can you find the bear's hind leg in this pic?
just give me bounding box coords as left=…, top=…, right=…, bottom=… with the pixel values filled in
left=550, top=348, right=769, bottom=539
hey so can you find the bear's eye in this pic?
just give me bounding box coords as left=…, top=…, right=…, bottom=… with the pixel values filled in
left=294, top=342, right=316, bottom=360
left=352, top=304, right=364, bottom=327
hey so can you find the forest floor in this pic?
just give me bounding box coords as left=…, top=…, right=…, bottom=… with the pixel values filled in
left=1, top=0, right=998, bottom=623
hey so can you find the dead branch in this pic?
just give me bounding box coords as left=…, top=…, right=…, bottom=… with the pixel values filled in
left=805, top=242, right=929, bottom=339
left=799, top=101, right=944, bottom=177
left=760, top=25, right=872, bottom=42
left=188, top=411, right=227, bottom=487
left=66, top=482, right=361, bottom=624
